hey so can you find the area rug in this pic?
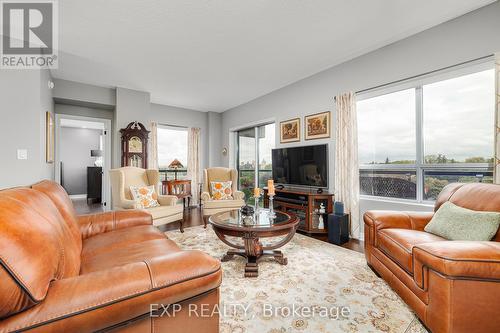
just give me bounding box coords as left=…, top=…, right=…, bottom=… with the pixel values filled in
left=166, top=226, right=427, bottom=333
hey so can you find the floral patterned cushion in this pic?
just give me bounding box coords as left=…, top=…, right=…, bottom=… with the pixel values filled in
left=130, top=185, right=160, bottom=209
left=210, top=181, right=233, bottom=200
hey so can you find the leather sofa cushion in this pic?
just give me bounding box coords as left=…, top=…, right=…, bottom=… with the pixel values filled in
left=31, top=181, right=83, bottom=249
left=81, top=238, right=181, bottom=274
left=377, top=229, right=445, bottom=274
left=82, top=225, right=166, bottom=258
left=0, top=190, right=67, bottom=317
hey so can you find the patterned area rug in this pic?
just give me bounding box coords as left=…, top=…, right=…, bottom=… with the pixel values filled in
left=166, top=226, right=428, bottom=333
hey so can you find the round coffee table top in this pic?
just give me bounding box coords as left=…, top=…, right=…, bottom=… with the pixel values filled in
left=209, top=209, right=298, bottom=232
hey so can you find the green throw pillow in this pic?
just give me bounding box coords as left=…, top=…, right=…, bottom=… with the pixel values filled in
left=424, top=201, right=500, bottom=241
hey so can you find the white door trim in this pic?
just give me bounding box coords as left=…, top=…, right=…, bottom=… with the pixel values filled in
left=55, top=114, right=112, bottom=211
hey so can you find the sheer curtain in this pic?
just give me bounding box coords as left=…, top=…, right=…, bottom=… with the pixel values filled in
left=187, top=127, right=201, bottom=205
left=149, top=121, right=159, bottom=170
left=495, top=53, right=500, bottom=184
left=334, top=92, right=360, bottom=238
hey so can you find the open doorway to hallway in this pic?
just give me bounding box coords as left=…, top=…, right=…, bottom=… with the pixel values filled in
left=55, top=115, right=112, bottom=213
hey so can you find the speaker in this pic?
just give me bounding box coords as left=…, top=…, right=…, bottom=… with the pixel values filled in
left=327, top=214, right=349, bottom=245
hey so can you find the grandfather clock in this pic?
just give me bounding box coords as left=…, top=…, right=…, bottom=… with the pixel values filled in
left=120, top=121, right=150, bottom=168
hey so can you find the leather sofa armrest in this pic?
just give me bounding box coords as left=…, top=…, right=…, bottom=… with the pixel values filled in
left=233, top=190, right=245, bottom=201
left=364, top=211, right=434, bottom=246
left=77, top=210, right=153, bottom=239
left=413, top=241, right=500, bottom=288
left=157, top=195, right=178, bottom=206
left=0, top=251, right=222, bottom=332
left=201, top=191, right=211, bottom=202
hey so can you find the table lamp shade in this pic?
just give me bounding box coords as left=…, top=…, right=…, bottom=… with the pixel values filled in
left=168, top=158, right=184, bottom=169
left=91, top=149, right=103, bottom=157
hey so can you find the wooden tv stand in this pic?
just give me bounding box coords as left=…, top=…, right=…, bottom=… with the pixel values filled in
left=263, top=187, right=334, bottom=234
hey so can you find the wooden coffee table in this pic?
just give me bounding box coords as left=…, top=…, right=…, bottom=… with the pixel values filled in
left=209, top=209, right=299, bottom=277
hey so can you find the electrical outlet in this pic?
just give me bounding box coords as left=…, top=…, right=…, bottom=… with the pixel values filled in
left=17, top=149, right=28, bottom=160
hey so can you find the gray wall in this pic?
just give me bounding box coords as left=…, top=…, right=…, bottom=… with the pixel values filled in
left=221, top=1, right=500, bottom=238
left=0, top=69, right=54, bottom=189
left=60, top=127, right=102, bottom=195
left=207, top=111, right=223, bottom=167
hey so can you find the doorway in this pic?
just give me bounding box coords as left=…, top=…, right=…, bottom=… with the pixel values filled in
left=55, top=114, right=112, bottom=211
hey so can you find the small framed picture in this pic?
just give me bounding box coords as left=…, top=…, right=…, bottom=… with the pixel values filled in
left=305, top=111, right=330, bottom=140
left=45, top=111, right=54, bottom=163
left=280, top=118, right=301, bottom=143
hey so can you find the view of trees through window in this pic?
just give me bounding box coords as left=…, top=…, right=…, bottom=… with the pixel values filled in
left=358, top=68, right=494, bottom=201
left=237, top=123, right=275, bottom=203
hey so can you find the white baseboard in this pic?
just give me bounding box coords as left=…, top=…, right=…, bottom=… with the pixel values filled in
left=69, top=194, right=87, bottom=199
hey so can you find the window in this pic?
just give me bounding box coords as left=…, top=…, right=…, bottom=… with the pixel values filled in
left=358, top=66, right=494, bottom=202
left=237, top=123, right=275, bottom=203
left=157, top=126, right=188, bottom=180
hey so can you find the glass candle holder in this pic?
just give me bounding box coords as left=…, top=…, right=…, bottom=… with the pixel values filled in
left=268, top=194, right=276, bottom=218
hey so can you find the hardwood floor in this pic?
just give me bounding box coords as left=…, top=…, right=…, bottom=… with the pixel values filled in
left=159, top=207, right=365, bottom=254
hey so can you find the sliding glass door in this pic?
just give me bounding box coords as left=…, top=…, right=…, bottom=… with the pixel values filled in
left=237, top=123, right=275, bottom=202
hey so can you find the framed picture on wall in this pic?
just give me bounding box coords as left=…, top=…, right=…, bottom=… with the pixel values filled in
left=305, top=111, right=330, bottom=140
left=45, top=111, right=54, bottom=163
left=280, top=118, right=300, bottom=143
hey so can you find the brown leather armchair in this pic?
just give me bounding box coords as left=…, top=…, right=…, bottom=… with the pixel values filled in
left=0, top=180, right=221, bottom=333
left=364, top=183, right=500, bottom=333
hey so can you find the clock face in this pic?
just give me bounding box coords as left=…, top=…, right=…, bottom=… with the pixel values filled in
left=128, top=136, right=143, bottom=153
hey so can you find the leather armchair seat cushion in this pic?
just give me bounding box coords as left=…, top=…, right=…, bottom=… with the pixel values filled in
left=81, top=238, right=181, bottom=274
left=377, top=229, right=446, bottom=274
left=145, top=205, right=184, bottom=220
left=81, top=225, right=166, bottom=258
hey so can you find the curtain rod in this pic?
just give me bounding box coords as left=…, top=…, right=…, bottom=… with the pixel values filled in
left=158, top=123, right=188, bottom=129
left=354, top=54, right=494, bottom=96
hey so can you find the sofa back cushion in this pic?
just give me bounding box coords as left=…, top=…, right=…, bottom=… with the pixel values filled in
left=435, top=183, right=500, bottom=241
left=0, top=188, right=73, bottom=318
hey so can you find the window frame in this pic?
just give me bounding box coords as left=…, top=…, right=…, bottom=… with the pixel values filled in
left=236, top=122, right=275, bottom=190
left=157, top=124, right=189, bottom=179
left=358, top=59, right=494, bottom=204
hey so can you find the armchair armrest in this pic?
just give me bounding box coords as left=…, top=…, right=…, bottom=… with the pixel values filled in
left=201, top=191, right=211, bottom=202
left=233, top=190, right=245, bottom=201
left=157, top=194, right=178, bottom=206
left=118, top=198, right=140, bottom=209
left=77, top=210, right=153, bottom=239
left=1, top=251, right=222, bottom=332
left=413, top=241, right=500, bottom=288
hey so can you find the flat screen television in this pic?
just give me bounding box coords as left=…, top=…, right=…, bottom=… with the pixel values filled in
left=272, top=144, right=328, bottom=188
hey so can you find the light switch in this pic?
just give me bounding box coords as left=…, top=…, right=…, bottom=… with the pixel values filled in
left=17, top=149, right=28, bottom=160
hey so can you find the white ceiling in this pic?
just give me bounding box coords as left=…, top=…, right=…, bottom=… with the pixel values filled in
left=60, top=118, right=105, bottom=130
left=52, top=0, right=496, bottom=112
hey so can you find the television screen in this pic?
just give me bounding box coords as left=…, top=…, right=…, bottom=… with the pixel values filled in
left=272, top=144, right=328, bottom=188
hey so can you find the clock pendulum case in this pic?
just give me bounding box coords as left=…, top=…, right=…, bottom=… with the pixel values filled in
left=120, top=121, right=150, bottom=168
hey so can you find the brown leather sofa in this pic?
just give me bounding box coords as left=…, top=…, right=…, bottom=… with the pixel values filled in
left=364, top=183, right=500, bottom=333
left=0, top=180, right=222, bottom=333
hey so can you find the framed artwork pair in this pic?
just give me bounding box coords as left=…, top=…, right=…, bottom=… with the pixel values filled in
left=280, top=111, right=330, bottom=143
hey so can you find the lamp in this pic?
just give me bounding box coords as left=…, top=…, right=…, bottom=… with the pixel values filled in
left=168, top=158, right=184, bottom=180
left=91, top=149, right=103, bottom=167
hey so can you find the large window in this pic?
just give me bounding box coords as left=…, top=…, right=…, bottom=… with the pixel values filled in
left=157, top=125, right=188, bottom=180
left=358, top=66, right=495, bottom=202
left=237, top=123, right=275, bottom=202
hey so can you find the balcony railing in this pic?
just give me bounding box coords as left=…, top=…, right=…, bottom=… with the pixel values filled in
left=159, top=168, right=188, bottom=181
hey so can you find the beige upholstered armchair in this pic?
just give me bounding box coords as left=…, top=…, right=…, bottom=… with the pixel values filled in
left=109, top=167, right=184, bottom=231
left=201, top=167, right=245, bottom=225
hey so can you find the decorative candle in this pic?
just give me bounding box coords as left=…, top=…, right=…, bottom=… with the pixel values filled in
left=267, top=179, right=275, bottom=196
left=254, top=187, right=261, bottom=197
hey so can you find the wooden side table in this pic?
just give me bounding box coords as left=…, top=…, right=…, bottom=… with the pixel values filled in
left=162, top=179, right=192, bottom=208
